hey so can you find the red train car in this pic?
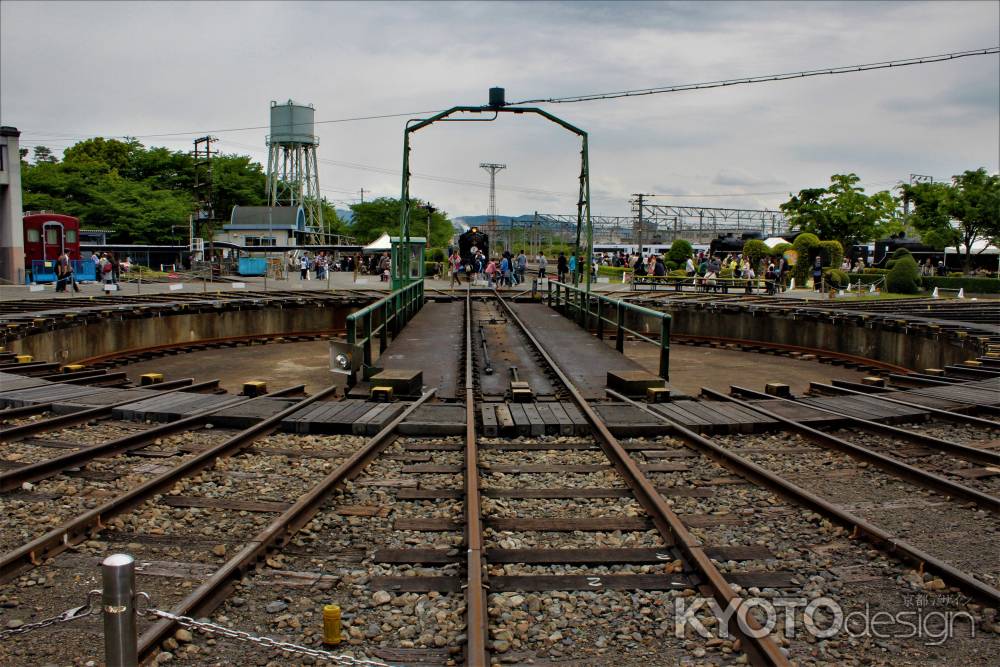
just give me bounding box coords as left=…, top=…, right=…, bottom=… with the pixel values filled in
left=23, top=213, right=81, bottom=262
left=23, top=213, right=82, bottom=283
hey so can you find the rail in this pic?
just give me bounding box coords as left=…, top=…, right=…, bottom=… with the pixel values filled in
left=547, top=280, right=670, bottom=379
left=346, top=279, right=425, bottom=367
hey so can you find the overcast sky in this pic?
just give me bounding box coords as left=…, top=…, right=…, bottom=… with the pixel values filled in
left=2, top=1, right=997, bottom=219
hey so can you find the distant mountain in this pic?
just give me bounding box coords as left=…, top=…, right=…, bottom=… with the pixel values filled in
left=336, top=208, right=354, bottom=223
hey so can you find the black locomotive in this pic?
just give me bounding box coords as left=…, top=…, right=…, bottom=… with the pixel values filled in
left=457, top=227, right=489, bottom=266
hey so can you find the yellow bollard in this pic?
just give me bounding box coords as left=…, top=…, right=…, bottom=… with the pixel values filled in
left=15, top=355, right=33, bottom=364
left=322, top=604, right=341, bottom=646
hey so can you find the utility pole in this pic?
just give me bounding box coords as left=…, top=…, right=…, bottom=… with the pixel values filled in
left=631, top=193, right=652, bottom=256
left=193, top=136, right=218, bottom=275
left=480, top=162, right=506, bottom=250
left=422, top=203, right=436, bottom=246
left=360, top=187, right=366, bottom=204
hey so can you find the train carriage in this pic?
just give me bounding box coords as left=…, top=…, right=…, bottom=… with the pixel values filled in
left=23, top=213, right=86, bottom=283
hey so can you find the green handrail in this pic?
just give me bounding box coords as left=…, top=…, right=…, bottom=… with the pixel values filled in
left=346, top=280, right=425, bottom=368
left=547, top=280, right=670, bottom=380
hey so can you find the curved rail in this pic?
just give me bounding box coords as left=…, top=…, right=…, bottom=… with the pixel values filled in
left=606, top=388, right=1000, bottom=607
left=0, top=384, right=338, bottom=582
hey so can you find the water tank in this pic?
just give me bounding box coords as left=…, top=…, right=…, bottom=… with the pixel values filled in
left=269, top=100, right=317, bottom=145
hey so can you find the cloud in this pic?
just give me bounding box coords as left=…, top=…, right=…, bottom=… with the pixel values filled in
left=712, top=169, right=786, bottom=187
left=2, top=0, right=997, bottom=219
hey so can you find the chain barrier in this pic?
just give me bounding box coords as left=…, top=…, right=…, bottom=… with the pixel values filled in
left=144, top=607, right=395, bottom=667
left=0, top=589, right=100, bottom=640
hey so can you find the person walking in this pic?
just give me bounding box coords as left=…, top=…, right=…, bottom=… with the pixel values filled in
left=537, top=252, right=547, bottom=280
left=449, top=250, right=463, bottom=290
left=516, top=249, right=527, bottom=285
left=299, top=253, right=309, bottom=280
left=812, top=256, right=823, bottom=292
left=499, top=254, right=511, bottom=289
left=568, top=254, right=577, bottom=283
left=485, top=257, right=497, bottom=288
left=57, top=250, right=80, bottom=293
left=90, top=252, right=101, bottom=283
left=557, top=252, right=568, bottom=283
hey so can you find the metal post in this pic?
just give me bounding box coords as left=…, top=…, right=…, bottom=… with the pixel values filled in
left=616, top=301, right=625, bottom=353
left=102, top=553, right=137, bottom=667
left=596, top=297, right=604, bottom=340
left=547, top=280, right=553, bottom=307
left=659, top=315, right=671, bottom=381
left=380, top=301, right=389, bottom=353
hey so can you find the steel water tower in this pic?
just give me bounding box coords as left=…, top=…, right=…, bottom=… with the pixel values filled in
left=266, top=100, right=323, bottom=234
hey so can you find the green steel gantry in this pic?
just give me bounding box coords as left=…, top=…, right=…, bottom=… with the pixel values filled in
left=393, top=89, right=592, bottom=294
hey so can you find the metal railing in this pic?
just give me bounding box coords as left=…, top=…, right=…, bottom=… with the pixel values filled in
left=547, top=280, right=670, bottom=379
left=346, top=279, right=425, bottom=366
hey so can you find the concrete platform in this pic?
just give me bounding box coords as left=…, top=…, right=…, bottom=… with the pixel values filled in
left=375, top=301, right=463, bottom=400
left=509, top=302, right=655, bottom=399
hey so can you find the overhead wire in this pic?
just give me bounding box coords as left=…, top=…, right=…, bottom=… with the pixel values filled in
left=509, top=47, right=1000, bottom=105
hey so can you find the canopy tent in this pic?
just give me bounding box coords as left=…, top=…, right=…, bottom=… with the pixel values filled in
left=363, top=233, right=392, bottom=254
left=763, top=237, right=789, bottom=248
left=944, top=240, right=998, bottom=255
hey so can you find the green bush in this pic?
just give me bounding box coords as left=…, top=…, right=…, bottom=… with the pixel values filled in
left=771, top=242, right=793, bottom=257
left=428, top=248, right=446, bottom=263
left=597, top=265, right=629, bottom=276
left=667, top=239, right=694, bottom=266
left=885, top=247, right=912, bottom=270
left=817, top=240, right=844, bottom=269
left=845, top=272, right=885, bottom=285
left=424, top=261, right=442, bottom=277
left=665, top=260, right=679, bottom=271
left=742, top=239, right=770, bottom=265
left=668, top=269, right=688, bottom=278
left=886, top=255, right=921, bottom=294
left=791, top=233, right=820, bottom=283
left=861, top=268, right=890, bottom=275
left=921, top=275, right=1000, bottom=294
left=823, top=268, right=849, bottom=288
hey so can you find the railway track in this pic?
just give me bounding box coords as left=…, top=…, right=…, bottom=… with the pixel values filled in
left=2, top=288, right=999, bottom=666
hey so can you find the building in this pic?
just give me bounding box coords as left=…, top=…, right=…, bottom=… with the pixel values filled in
left=0, top=126, right=24, bottom=284
left=215, top=205, right=307, bottom=247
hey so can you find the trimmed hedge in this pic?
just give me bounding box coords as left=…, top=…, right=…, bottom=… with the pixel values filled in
left=845, top=272, right=885, bottom=285
left=921, top=276, right=1000, bottom=293
left=597, top=265, right=629, bottom=276
left=823, top=268, right=849, bottom=288
left=886, top=255, right=922, bottom=294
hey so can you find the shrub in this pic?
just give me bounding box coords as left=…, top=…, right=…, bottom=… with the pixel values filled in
left=921, top=275, right=1000, bottom=294
left=428, top=248, right=446, bottom=263
left=791, top=233, right=820, bottom=283
left=597, top=265, right=629, bottom=277
left=861, top=268, right=890, bottom=275
left=665, top=260, right=679, bottom=271
left=845, top=272, right=885, bottom=285
left=667, top=239, right=694, bottom=266
left=742, top=239, right=770, bottom=265
left=886, top=255, right=921, bottom=294
left=771, top=242, right=793, bottom=257
left=886, top=247, right=912, bottom=270
left=817, top=240, right=844, bottom=269
left=668, top=269, right=688, bottom=278
left=424, top=261, right=441, bottom=277
left=823, top=268, right=849, bottom=288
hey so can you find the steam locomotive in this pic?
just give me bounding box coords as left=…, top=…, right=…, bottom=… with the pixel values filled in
left=457, top=227, right=489, bottom=265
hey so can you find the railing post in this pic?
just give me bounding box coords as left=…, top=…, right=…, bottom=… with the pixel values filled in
left=380, top=301, right=389, bottom=353
left=616, top=301, right=625, bottom=353
left=547, top=280, right=553, bottom=307
left=102, top=553, right=137, bottom=667
left=659, top=314, right=671, bottom=380
left=596, top=297, right=604, bottom=340
left=363, top=313, right=373, bottom=366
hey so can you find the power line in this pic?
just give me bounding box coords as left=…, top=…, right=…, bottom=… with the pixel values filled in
left=510, top=46, right=1000, bottom=105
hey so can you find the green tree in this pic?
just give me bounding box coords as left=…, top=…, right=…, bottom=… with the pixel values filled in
left=666, top=239, right=694, bottom=267
left=741, top=239, right=770, bottom=266
left=901, top=168, right=1000, bottom=273
left=348, top=197, right=453, bottom=248
left=32, top=145, right=58, bottom=164
left=780, top=174, right=899, bottom=248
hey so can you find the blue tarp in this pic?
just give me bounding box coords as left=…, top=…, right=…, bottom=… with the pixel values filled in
left=238, top=257, right=268, bottom=276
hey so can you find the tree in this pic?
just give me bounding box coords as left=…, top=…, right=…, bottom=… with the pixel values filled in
left=901, top=168, right=1000, bottom=273
left=741, top=239, right=770, bottom=266
left=348, top=197, right=453, bottom=249
left=666, top=239, right=694, bottom=267
left=780, top=174, right=900, bottom=248
left=32, top=146, right=58, bottom=164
